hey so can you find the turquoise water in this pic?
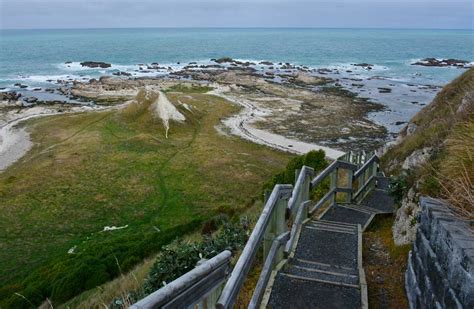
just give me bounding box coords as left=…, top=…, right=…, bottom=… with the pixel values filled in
left=0, top=28, right=473, bottom=88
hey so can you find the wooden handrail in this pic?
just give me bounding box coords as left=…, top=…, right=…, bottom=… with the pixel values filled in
left=216, top=184, right=292, bottom=309
left=287, top=166, right=314, bottom=218
left=354, top=154, right=379, bottom=178
left=285, top=201, right=311, bottom=256
left=130, top=250, right=232, bottom=309
left=249, top=231, right=290, bottom=309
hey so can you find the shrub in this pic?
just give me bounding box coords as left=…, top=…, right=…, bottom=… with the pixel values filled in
left=142, top=220, right=248, bottom=295
left=389, top=175, right=408, bottom=206
left=262, top=150, right=327, bottom=194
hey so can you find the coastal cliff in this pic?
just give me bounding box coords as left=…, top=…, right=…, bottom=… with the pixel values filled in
left=381, top=67, right=473, bottom=244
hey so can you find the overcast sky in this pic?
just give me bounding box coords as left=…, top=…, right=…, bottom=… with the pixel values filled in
left=1, top=0, right=473, bottom=30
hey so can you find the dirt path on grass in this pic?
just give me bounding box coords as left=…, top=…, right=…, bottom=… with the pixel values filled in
left=208, top=85, right=345, bottom=160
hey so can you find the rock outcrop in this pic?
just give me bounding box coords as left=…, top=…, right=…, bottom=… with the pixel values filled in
left=80, top=61, right=112, bottom=68
left=412, top=58, right=470, bottom=68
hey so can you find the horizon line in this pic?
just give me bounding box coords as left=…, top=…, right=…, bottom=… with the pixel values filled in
left=1, top=26, right=473, bottom=31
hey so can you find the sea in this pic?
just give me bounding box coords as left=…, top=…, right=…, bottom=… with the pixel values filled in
left=1, top=28, right=473, bottom=133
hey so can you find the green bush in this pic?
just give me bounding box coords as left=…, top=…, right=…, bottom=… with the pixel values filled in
left=389, top=175, right=408, bottom=205
left=143, top=220, right=248, bottom=294
left=262, top=150, right=327, bottom=194
left=110, top=220, right=248, bottom=308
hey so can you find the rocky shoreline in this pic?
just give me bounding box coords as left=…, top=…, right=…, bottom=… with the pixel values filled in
left=2, top=56, right=463, bottom=170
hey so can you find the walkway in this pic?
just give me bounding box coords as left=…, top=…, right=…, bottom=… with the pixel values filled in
left=266, top=175, right=395, bottom=308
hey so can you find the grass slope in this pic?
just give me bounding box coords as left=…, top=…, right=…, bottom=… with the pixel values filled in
left=382, top=68, right=474, bottom=218
left=0, top=89, right=292, bottom=307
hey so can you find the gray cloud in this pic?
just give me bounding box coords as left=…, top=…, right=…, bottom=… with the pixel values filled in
left=0, top=0, right=472, bottom=29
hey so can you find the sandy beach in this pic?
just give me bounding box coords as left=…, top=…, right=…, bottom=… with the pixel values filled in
left=209, top=85, right=345, bottom=159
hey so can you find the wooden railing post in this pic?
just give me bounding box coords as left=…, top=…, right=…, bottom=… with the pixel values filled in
left=263, top=193, right=288, bottom=261
left=345, top=168, right=353, bottom=203
left=295, top=169, right=301, bottom=185
left=330, top=168, right=338, bottom=206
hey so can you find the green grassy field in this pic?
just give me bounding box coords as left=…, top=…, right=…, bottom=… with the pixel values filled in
left=0, top=89, right=292, bottom=307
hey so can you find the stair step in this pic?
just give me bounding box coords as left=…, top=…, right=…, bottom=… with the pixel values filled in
left=316, top=219, right=358, bottom=228
left=283, top=264, right=359, bottom=286
left=306, top=223, right=357, bottom=234
left=307, top=222, right=357, bottom=233
left=279, top=272, right=359, bottom=289
left=339, top=204, right=374, bottom=214
left=268, top=272, right=361, bottom=308
left=291, top=258, right=358, bottom=276
left=294, top=225, right=359, bottom=270
left=304, top=225, right=356, bottom=235
left=309, top=220, right=359, bottom=232
left=375, top=176, right=390, bottom=191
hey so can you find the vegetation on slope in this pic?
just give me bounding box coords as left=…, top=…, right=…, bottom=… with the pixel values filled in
left=382, top=68, right=474, bottom=220
left=0, top=89, right=292, bottom=307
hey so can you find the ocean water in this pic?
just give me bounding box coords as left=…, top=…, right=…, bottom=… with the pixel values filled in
left=0, top=28, right=473, bottom=131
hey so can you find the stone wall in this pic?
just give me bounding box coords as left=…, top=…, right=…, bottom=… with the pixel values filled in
left=405, top=197, right=473, bottom=308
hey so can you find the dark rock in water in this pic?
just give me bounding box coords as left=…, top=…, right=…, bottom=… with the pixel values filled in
left=411, top=58, right=470, bottom=68
left=346, top=70, right=352, bottom=73
left=353, top=63, right=373, bottom=67
left=24, top=96, right=38, bottom=103
left=215, top=57, right=234, bottom=64
left=259, top=61, right=273, bottom=65
left=378, top=87, right=392, bottom=93
left=80, top=61, right=112, bottom=68
left=151, top=62, right=159, bottom=66
left=33, top=87, right=42, bottom=91
left=112, top=71, right=132, bottom=76
left=0, top=91, right=21, bottom=101
left=65, top=61, right=72, bottom=64
left=395, top=121, right=407, bottom=125
left=200, top=64, right=221, bottom=69
left=411, top=101, right=419, bottom=104
left=14, top=83, right=28, bottom=88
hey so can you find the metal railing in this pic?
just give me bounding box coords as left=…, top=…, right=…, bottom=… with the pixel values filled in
left=132, top=152, right=380, bottom=309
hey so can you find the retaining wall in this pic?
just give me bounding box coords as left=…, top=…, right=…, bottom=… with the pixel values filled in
left=406, top=197, right=473, bottom=308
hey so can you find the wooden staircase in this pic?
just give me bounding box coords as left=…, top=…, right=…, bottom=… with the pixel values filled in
left=131, top=152, right=396, bottom=309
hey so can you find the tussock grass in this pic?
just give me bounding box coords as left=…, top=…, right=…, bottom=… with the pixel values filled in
left=436, top=121, right=474, bottom=220
left=382, top=68, right=474, bottom=221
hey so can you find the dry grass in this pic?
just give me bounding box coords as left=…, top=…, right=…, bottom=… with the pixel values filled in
left=364, top=215, right=411, bottom=308
left=436, top=121, right=474, bottom=221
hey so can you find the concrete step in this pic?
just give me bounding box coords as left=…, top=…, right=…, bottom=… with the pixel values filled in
left=283, top=264, right=359, bottom=286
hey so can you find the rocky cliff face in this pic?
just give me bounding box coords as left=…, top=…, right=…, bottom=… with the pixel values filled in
left=381, top=68, right=474, bottom=245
